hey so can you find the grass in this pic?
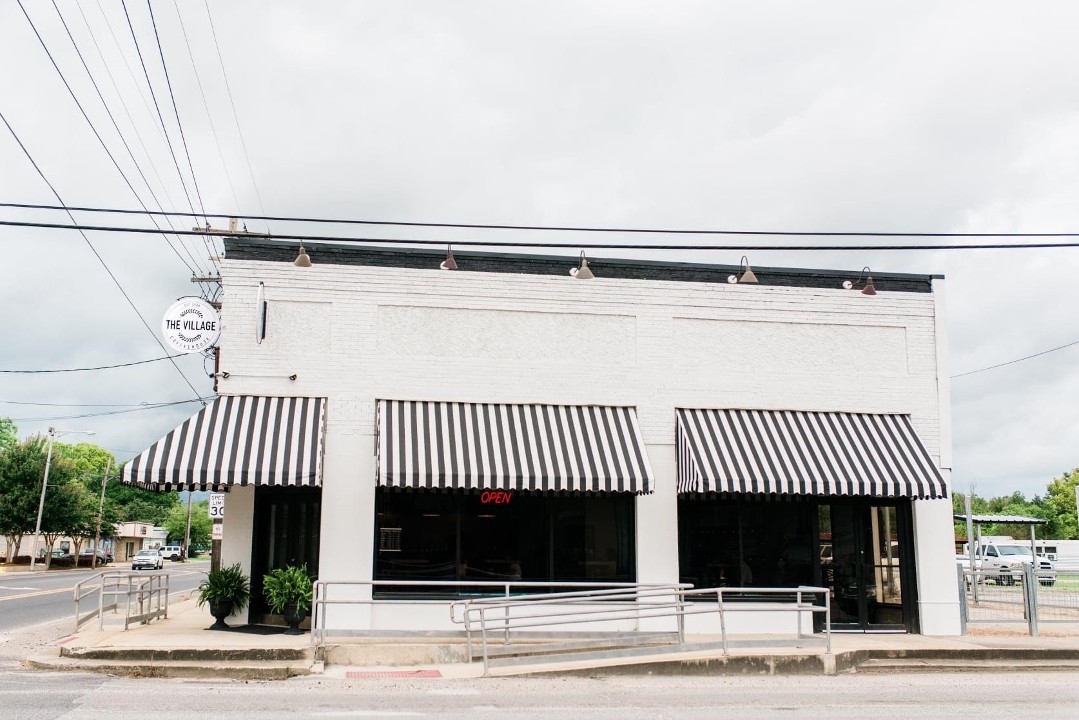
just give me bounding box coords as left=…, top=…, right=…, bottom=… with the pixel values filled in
left=1045, top=574, right=1079, bottom=591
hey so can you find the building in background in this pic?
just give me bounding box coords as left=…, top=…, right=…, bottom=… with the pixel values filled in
left=112, top=522, right=167, bottom=562
left=123, top=239, right=959, bottom=634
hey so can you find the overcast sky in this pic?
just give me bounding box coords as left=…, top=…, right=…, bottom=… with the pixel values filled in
left=1, top=1, right=1077, bottom=500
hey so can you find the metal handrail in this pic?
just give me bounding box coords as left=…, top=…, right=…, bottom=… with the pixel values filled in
left=73, top=571, right=170, bottom=632
left=312, top=580, right=654, bottom=654
left=453, top=584, right=830, bottom=674
left=311, top=580, right=829, bottom=674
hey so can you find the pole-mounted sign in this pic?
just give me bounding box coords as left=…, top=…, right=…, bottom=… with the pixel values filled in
left=162, top=297, right=221, bottom=353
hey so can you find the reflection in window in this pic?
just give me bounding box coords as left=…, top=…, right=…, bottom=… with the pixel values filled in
left=374, top=489, right=636, bottom=596
left=678, top=495, right=815, bottom=592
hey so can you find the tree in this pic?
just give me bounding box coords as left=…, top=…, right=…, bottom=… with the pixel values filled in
left=1043, top=468, right=1079, bottom=540
left=163, top=500, right=211, bottom=551
left=104, top=463, right=180, bottom=526
left=63, top=482, right=103, bottom=562
left=35, top=452, right=82, bottom=569
left=0, top=417, right=16, bottom=453
left=0, top=437, right=50, bottom=562
left=952, top=490, right=991, bottom=540
left=55, top=442, right=115, bottom=488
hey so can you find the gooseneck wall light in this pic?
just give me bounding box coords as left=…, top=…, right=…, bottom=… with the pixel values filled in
left=727, top=256, right=759, bottom=284
left=570, top=251, right=594, bottom=279
left=440, top=245, right=458, bottom=270
left=294, top=244, right=312, bottom=267
left=843, top=267, right=877, bottom=295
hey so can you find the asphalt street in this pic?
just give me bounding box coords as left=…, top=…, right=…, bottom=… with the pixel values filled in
left=0, top=563, right=205, bottom=635
left=0, top=670, right=1076, bottom=720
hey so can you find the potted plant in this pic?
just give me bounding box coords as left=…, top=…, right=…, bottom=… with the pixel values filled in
left=197, top=563, right=250, bottom=630
left=262, top=564, right=314, bottom=635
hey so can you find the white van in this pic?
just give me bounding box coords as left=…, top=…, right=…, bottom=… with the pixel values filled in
left=158, top=545, right=184, bottom=561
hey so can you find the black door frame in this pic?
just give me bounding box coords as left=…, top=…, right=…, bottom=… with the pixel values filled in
left=249, top=485, right=322, bottom=624
left=816, top=498, right=919, bottom=633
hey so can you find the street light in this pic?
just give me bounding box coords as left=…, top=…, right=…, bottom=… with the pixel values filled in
left=29, top=427, right=95, bottom=572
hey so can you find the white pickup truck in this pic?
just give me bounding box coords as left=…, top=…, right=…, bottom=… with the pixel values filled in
left=956, top=542, right=1057, bottom=586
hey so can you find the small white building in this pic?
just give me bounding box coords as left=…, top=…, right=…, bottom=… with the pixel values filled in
left=124, top=239, right=960, bottom=635
left=112, top=522, right=167, bottom=561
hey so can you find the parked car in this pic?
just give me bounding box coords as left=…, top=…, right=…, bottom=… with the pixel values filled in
left=158, top=545, right=185, bottom=561
left=48, top=550, right=75, bottom=567
left=77, top=549, right=112, bottom=566
left=956, top=541, right=1056, bottom=586
left=132, top=549, right=164, bottom=570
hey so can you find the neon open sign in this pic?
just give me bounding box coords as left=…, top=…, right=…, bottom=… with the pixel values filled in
left=480, top=490, right=513, bottom=505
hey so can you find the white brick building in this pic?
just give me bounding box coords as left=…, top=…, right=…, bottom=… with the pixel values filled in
left=124, top=239, right=960, bottom=635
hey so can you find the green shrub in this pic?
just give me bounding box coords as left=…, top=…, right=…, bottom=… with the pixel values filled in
left=262, top=564, right=314, bottom=614
left=197, top=563, right=251, bottom=611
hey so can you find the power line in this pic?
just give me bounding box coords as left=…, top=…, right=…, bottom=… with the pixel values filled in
left=203, top=0, right=269, bottom=232
left=120, top=0, right=201, bottom=234
left=86, top=0, right=214, bottom=292
left=4, top=218, right=1079, bottom=252
left=11, top=397, right=213, bottom=423
left=4, top=201, right=1079, bottom=239
left=92, top=0, right=176, bottom=167
left=75, top=1, right=182, bottom=229
left=47, top=0, right=207, bottom=277
left=951, top=339, right=1079, bottom=379
left=0, top=353, right=186, bottom=374
left=144, top=0, right=212, bottom=247
left=1, top=398, right=205, bottom=408
left=172, top=0, right=242, bottom=234
left=15, top=1, right=206, bottom=278
left=0, top=110, right=204, bottom=401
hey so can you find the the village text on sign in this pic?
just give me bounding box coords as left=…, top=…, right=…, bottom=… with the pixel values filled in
left=161, top=297, right=221, bottom=353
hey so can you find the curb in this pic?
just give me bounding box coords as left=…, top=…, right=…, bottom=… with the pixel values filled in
left=61, top=647, right=311, bottom=662
left=490, top=647, right=1079, bottom=678
left=26, top=655, right=314, bottom=681
left=23, top=646, right=1079, bottom=681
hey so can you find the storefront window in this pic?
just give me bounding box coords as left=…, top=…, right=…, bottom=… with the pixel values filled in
left=678, top=496, right=815, bottom=592
left=375, top=489, right=636, bottom=596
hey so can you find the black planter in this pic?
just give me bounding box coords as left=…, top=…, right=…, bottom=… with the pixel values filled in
left=208, top=599, right=234, bottom=630
left=282, top=603, right=306, bottom=635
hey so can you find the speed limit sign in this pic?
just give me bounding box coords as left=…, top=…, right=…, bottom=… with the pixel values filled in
left=208, top=493, right=225, bottom=519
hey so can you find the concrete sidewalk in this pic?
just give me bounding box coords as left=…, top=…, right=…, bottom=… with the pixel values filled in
left=24, top=596, right=1079, bottom=680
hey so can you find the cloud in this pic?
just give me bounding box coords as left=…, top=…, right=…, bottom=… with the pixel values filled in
left=2, top=1, right=1077, bottom=499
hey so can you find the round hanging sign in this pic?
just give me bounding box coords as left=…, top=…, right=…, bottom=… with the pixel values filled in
left=161, top=297, right=221, bottom=353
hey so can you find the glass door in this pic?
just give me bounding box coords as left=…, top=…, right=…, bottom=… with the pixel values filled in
left=249, top=486, right=321, bottom=623
left=818, top=501, right=912, bottom=632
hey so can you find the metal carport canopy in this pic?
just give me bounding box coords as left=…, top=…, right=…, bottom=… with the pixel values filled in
left=953, top=513, right=1048, bottom=563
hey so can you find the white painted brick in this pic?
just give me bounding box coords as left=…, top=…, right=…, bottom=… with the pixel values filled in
left=217, top=257, right=958, bottom=634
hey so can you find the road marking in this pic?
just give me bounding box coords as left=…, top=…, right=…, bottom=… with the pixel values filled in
left=0, top=587, right=73, bottom=602
left=0, top=586, right=36, bottom=591
left=312, top=713, right=426, bottom=718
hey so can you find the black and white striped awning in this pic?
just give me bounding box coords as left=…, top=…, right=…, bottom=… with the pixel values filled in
left=122, top=396, right=326, bottom=491
left=676, top=408, right=946, bottom=499
left=377, top=400, right=654, bottom=494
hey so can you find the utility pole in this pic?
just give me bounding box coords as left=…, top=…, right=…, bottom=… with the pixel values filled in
left=30, top=427, right=94, bottom=571
left=29, top=431, right=58, bottom=573
left=182, top=490, right=194, bottom=562
left=92, top=458, right=112, bottom=570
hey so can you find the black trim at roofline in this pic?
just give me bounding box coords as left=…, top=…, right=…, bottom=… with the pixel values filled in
left=224, top=237, right=941, bottom=293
